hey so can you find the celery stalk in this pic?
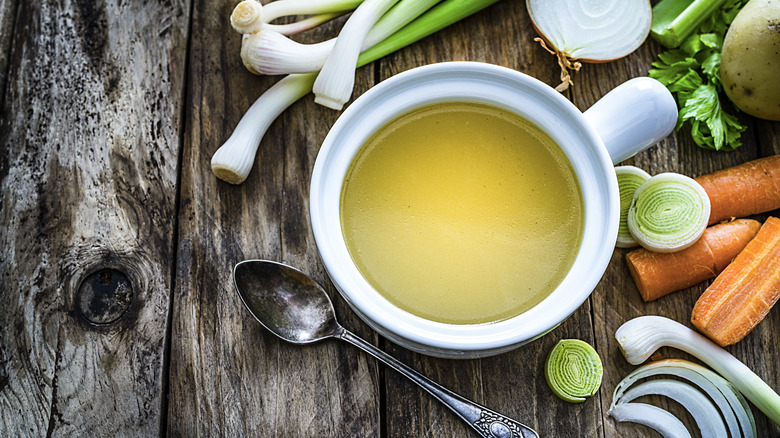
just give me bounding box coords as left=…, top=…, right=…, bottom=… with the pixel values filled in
left=651, top=0, right=729, bottom=48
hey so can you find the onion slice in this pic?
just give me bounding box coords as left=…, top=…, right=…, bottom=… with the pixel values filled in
left=526, top=0, right=652, bottom=91
left=611, top=359, right=756, bottom=438
left=615, top=379, right=727, bottom=438
left=608, top=403, right=692, bottom=438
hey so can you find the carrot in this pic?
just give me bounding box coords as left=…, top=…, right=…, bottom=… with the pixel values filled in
left=691, top=216, right=780, bottom=347
left=695, top=155, right=780, bottom=225
left=625, top=219, right=760, bottom=302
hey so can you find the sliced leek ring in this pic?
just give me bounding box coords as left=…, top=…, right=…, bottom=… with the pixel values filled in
left=615, top=166, right=651, bottom=248
left=627, top=173, right=711, bottom=253
left=545, top=339, right=603, bottom=403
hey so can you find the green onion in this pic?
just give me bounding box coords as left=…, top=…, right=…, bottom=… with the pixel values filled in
left=651, top=0, right=730, bottom=48
left=231, top=0, right=363, bottom=35
left=314, top=0, right=402, bottom=110
left=616, top=316, right=780, bottom=426
left=212, top=0, right=502, bottom=184
left=615, top=166, right=651, bottom=248
left=242, top=0, right=441, bottom=76
left=544, top=339, right=603, bottom=403
left=627, top=172, right=710, bottom=253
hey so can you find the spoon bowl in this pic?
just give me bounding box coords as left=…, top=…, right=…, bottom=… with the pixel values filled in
left=234, top=260, right=340, bottom=343
left=233, top=259, right=539, bottom=438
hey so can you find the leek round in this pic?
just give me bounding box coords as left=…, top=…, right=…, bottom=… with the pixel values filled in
left=615, top=166, right=650, bottom=248
left=627, top=173, right=710, bottom=253
left=526, top=0, right=652, bottom=91
left=544, top=339, right=602, bottom=403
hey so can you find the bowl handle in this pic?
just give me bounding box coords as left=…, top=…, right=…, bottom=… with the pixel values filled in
left=583, top=77, right=677, bottom=165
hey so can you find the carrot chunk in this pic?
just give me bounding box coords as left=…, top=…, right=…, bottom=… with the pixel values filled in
left=695, top=155, right=780, bottom=225
left=692, top=216, right=780, bottom=347
left=626, top=219, right=760, bottom=302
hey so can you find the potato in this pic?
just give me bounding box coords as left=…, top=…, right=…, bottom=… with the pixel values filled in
left=720, top=0, right=780, bottom=121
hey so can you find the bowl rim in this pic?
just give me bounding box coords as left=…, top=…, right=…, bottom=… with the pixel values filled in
left=310, top=61, right=619, bottom=353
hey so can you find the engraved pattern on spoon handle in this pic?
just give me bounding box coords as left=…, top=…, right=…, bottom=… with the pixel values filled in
left=337, top=329, right=538, bottom=438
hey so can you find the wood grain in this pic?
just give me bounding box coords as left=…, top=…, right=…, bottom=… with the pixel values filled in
left=0, top=0, right=189, bottom=435
left=167, top=1, right=380, bottom=436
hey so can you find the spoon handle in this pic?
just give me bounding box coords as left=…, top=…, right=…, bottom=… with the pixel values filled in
left=338, top=329, right=538, bottom=438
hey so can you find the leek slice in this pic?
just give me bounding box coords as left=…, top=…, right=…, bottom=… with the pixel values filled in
left=615, top=166, right=651, bottom=248
left=544, top=339, right=602, bottom=403
left=627, top=173, right=710, bottom=252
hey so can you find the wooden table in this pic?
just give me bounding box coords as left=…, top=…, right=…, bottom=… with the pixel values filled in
left=1, top=0, right=778, bottom=436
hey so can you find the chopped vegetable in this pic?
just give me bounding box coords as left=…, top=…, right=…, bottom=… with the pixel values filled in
left=648, top=0, right=749, bottom=151
left=608, top=403, right=692, bottom=438
left=625, top=218, right=760, bottom=301
left=694, top=155, right=780, bottom=225
left=212, top=0, right=502, bottom=184
left=611, top=359, right=756, bottom=438
left=544, top=339, right=603, bottom=403
left=526, top=0, right=652, bottom=91
left=616, top=379, right=729, bottom=437
left=615, top=315, right=780, bottom=426
left=627, top=173, right=711, bottom=253
left=691, top=216, right=780, bottom=347
left=650, top=0, right=729, bottom=48
left=615, top=166, right=651, bottom=248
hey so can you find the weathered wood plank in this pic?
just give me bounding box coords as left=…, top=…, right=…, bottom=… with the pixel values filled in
left=0, top=0, right=189, bottom=435
left=167, top=1, right=380, bottom=435
left=0, top=0, right=17, bottom=103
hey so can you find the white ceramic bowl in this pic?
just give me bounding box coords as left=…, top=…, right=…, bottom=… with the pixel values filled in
left=310, top=62, right=676, bottom=358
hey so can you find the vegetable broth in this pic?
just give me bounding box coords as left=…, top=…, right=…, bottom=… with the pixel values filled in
left=340, top=102, right=583, bottom=325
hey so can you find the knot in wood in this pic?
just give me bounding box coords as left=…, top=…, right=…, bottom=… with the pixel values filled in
left=77, top=268, right=133, bottom=325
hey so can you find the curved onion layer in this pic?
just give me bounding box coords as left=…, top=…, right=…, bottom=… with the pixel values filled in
left=615, top=166, right=651, bottom=248
left=526, top=0, right=651, bottom=91
left=609, top=403, right=691, bottom=438
left=612, top=359, right=756, bottom=438
left=615, top=379, right=727, bottom=438
left=544, top=339, right=603, bottom=403
left=627, top=173, right=710, bottom=253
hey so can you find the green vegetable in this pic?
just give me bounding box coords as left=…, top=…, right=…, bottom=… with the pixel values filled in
left=648, top=0, right=748, bottom=151
left=627, top=173, right=711, bottom=253
left=545, top=339, right=603, bottom=403
left=615, top=166, right=651, bottom=248
left=651, top=0, right=729, bottom=48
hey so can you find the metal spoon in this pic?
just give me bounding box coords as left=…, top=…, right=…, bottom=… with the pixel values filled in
left=233, top=259, right=539, bottom=438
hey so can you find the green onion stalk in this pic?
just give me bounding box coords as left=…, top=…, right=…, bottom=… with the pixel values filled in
left=212, top=0, right=502, bottom=184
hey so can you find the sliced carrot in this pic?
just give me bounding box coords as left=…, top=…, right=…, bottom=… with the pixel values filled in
left=626, top=219, right=760, bottom=302
left=695, top=155, right=780, bottom=225
left=691, top=216, right=780, bottom=347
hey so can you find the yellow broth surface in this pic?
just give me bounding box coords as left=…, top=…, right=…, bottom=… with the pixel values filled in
left=340, top=102, right=583, bottom=325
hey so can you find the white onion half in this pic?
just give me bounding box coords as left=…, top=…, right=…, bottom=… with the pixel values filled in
left=526, top=0, right=652, bottom=90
